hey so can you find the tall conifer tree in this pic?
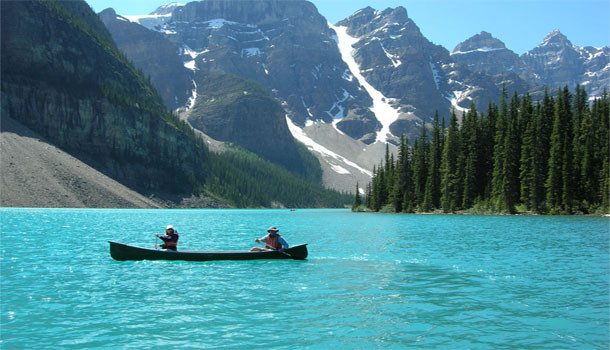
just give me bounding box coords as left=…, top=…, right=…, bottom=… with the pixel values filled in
left=423, top=112, right=443, bottom=211
left=441, top=110, right=461, bottom=212
left=352, top=182, right=362, bottom=210
left=413, top=126, right=429, bottom=210
left=546, top=87, right=575, bottom=213
left=492, top=87, right=509, bottom=211
left=460, top=104, right=480, bottom=208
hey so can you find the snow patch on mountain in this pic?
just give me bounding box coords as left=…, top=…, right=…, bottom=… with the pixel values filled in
left=330, top=164, right=351, bottom=174
left=447, top=90, right=470, bottom=113
left=184, top=60, right=196, bottom=70
left=451, top=47, right=506, bottom=55
left=326, top=89, right=351, bottom=119
left=286, top=117, right=372, bottom=177
left=429, top=61, right=441, bottom=90
left=330, top=23, right=400, bottom=143
left=342, top=69, right=354, bottom=81
left=180, top=45, right=208, bottom=59
left=187, top=81, right=197, bottom=110
left=204, top=18, right=244, bottom=29
left=241, top=47, right=262, bottom=57
left=124, top=14, right=172, bottom=30
left=377, top=39, right=402, bottom=67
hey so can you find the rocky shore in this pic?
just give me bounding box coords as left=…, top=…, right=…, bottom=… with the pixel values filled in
left=1, top=116, right=162, bottom=208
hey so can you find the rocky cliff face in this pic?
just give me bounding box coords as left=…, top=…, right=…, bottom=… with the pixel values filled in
left=189, top=73, right=321, bottom=180
left=106, top=0, right=376, bottom=143
left=98, top=8, right=193, bottom=111
left=172, top=0, right=374, bottom=136
left=336, top=7, right=499, bottom=140
left=1, top=0, right=209, bottom=196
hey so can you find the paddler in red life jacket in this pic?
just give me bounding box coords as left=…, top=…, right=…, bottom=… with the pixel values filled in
left=250, top=226, right=289, bottom=252
left=156, top=225, right=179, bottom=251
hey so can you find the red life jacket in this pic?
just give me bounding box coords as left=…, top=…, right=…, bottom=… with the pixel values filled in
left=265, top=235, right=282, bottom=250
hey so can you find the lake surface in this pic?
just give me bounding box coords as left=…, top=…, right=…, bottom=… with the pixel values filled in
left=1, top=209, right=608, bottom=349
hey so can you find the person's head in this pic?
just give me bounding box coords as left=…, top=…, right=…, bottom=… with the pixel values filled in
left=166, top=225, right=174, bottom=233
left=267, top=226, right=279, bottom=236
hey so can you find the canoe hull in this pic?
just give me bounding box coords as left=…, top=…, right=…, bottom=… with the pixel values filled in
left=109, top=241, right=308, bottom=261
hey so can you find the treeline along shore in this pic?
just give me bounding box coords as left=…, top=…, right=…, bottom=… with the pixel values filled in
left=355, top=86, right=609, bottom=215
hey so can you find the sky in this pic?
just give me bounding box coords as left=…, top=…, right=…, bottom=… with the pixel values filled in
left=86, top=0, right=609, bottom=54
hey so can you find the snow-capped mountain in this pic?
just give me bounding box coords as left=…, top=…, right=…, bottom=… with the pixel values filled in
left=334, top=6, right=502, bottom=142
left=99, top=0, right=608, bottom=193
left=523, top=30, right=609, bottom=99
left=452, top=31, right=524, bottom=75
left=100, top=0, right=386, bottom=191
left=454, top=29, right=609, bottom=100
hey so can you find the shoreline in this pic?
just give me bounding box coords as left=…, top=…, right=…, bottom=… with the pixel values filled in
left=352, top=208, right=610, bottom=217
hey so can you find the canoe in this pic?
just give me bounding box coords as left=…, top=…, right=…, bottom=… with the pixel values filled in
left=109, top=241, right=308, bottom=261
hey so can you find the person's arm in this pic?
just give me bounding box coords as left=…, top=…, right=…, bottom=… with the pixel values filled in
left=157, top=234, right=169, bottom=243
left=254, top=235, right=267, bottom=243
left=278, top=236, right=289, bottom=249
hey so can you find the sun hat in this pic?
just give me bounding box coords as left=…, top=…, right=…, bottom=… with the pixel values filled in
left=166, top=225, right=174, bottom=230
left=267, top=226, right=279, bottom=233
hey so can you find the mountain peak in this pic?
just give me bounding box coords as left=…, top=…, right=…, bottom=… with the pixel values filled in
left=344, top=6, right=376, bottom=23
left=151, top=2, right=184, bottom=15
left=381, top=6, right=409, bottom=23
left=453, top=31, right=507, bottom=54
left=99, top=7, right=117, bottom=17
left=540, top=29, right=572, bottom=48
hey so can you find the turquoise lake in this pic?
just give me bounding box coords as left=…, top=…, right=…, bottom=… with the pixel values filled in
left=1, top=208, right=608, bottom=349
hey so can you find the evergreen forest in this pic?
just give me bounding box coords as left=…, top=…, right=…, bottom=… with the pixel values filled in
left=357, top=86, right=609, bottom=215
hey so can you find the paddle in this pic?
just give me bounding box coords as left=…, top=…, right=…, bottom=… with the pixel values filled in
left=277, top=249, right=292, bottom=258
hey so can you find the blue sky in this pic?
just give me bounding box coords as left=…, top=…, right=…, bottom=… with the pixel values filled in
left=86, top=0, right=609, bottom=54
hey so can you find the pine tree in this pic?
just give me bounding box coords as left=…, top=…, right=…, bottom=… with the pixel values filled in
left=560, top=87, right=576, bottom=213
left=400, top=136, right=415, bottom=213
left=480, top=103, right=497, bottom=199
left=423, top=112, right=442, bottom=211
left=392, top=136, right=408, bottom=212
left=491, top=87, right=509, bottom=211
left=546, top=87, right=575, bottom=213
left=441, top=110, right=461, bottom=212
left=577, top=105, right=597, bottom=209
left=499, top=92, right=521, bottom=213
left=519, top=94, right=536, bottom=211
left=460, top=104, right=479, bottom=209
left=412, top=125, right=429, bottom=210
left=369, top=166, right=379, bottom=210
left=386, top=153, right=396, bottom=209
left=352, top=182, right=362, bottom=211
left=365, top=182, right=372, bottom=209
left=593, top=91, right=610, bottom=212
left=534, top=89, right=555, bottom=212
left=571, top=85, right=587, bottom=204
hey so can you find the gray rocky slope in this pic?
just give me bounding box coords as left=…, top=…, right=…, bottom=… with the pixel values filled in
left=1, top=116, right=162, bottom=208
